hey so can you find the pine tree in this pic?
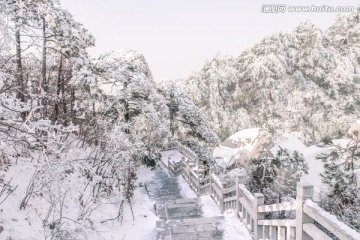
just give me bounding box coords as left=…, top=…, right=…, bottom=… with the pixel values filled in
left=274, top=148, right=308, bottom=199
left=160, top=84, right=219, bottom=146
left=317, top=133, right=360, bottom=230
left=247, top=148, right=308, bottom=204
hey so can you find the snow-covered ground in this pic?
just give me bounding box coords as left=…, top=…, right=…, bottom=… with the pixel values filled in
left=0, top=159, right=158, bottom=240
left=200, top=195, right=252, bottom=240
left=0, top=160, right=44, bottom=239
left=94, top=166, right=159, bottom=240
left=177, top=175, right=197, bottom=199
left=0, top=159, right=159, bottom=240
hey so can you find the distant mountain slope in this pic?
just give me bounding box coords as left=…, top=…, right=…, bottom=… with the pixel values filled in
left=177, top=11, right=360, bottom=143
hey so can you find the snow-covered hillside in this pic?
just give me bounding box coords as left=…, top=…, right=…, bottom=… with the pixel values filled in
left=175, top=11, right=360, bottom=143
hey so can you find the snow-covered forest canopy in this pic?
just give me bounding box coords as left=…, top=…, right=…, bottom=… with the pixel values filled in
left=0, top=0, right=218, bottom=238
left=175, top=10, right=360, bottom=143
left=1, top=0, right=360, bottom=239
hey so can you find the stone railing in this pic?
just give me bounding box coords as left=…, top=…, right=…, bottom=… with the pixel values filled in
left=173, top=142, right=197, bottom=160
left=168, top=153, right=360, bottom=240
left=167, top=157, right=182, bottom=176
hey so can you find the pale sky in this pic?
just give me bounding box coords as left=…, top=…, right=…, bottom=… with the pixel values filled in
left=61, top=0, right=359, bottom=81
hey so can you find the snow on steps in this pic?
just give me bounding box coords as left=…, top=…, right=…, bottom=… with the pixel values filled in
left=156, top=216, right=224, bottom=240
left=155, top=198, right=202, bottom=220
left=149, top=164, right=224, bottom=239
left=145, top=167, right=183, bottom=201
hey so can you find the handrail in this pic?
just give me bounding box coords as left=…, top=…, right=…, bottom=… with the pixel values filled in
left=223, top=185, right=236, bottom=194
left=258, top=219, right=296, bottom=227
left=257, top=201, right=296, bottom=213
left=303, top=200, right=360, bottom=240
left=239, top=196, right=256, bottom=219
left=223, top=196, right=237, bottom=202
left=165, top=148, right=360, bottom=240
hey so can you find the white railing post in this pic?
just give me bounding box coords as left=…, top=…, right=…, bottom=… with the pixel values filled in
left=187, top=160, right=190, bottom=177
left=197, top=173, right=200, bottom=195
left=254, top=193, right=265, bottom=240
left=235, top=175, right=245, bottom=217
left=220, top=187, right=224, bottom=213
left=209, top=167, right=213, bottom=197
left=236, top=176, right=240, bottom=216
left=296, top=182, right=314, bottom=240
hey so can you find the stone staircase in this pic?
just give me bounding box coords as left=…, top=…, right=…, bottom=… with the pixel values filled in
left=156, top=216, right=224, bottom=240
left=145, top=166, right=224, bottom=240
left=145, top=167, right=182, bottom=201
left=155, top=198, right=202, bottom=220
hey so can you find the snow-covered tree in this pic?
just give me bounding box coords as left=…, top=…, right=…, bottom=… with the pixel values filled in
left=247, top=148, right=308, bottom=204
left=160, top=84, right=219, bottom=146
left=317, top=134, right=360, bottom=230
left=274, top=148, right=308, bottom=198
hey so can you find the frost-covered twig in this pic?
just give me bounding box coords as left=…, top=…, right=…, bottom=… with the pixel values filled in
left=20, top=169, right=39, bottom=210
left=100, top=200, right=124, bottom=224
left=0, top=179, right=18, bottom=205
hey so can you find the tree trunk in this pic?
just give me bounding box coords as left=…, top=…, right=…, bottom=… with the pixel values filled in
left=217, top=79, right=226, bottom=110
left=71, top=87, right=76, bottom=124
left=41, top=16, right=47, bottom=118
left=15, top=28, right=25, bottom=120
left=61, top=59, right=67, bottom=125
left=124, top=82, right=130, bottom=134
left=54, top=54, right=63, bottom=122
left=170, top=104, right=174, bottom=136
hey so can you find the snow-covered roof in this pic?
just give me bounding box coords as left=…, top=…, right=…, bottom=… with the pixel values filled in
left=213, top=128, right=272, bottom=167
left=221, top=128, right=262, bottom=148
left=270, top=133, right=307, bottom=155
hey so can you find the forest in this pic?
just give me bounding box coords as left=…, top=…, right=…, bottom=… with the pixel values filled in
left=0, top=1, right=360, bottom=239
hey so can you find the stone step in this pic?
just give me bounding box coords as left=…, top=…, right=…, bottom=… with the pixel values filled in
left=155, top=198, right=202, bottom=220
left=150, top=189, right=180, bottom=195
left=146, top=186, right=180, bottom=191
left=145, top=167, right=183, bottom=202
left=156, top=216, right=224, bottom=240
left=146, top=179, right=180, bottom=188
left=148, top=194, right=183, bottom=202
left=150, top=163, right=225, bottom=239
left=150, top=174, right=174, bottom=180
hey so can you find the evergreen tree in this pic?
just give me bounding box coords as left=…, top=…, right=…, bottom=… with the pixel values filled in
left=274, top=148, right=308, bottom=198
left=247, top=155, right=280, bottom=202
left=317, top=133, right=360, bottom=230
left=247, top=148, right=308, bottom=204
